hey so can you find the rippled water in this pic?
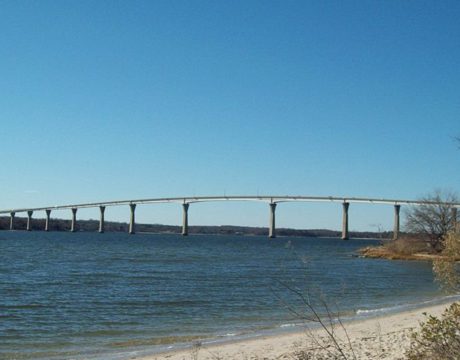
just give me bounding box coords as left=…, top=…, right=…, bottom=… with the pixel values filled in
left=0, top=232, right=450, bottom=359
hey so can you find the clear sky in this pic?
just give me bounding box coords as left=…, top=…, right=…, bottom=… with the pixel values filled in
left=1, top=0, right=459, bottom=231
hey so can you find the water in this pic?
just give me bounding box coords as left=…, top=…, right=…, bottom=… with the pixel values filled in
left=0, top=232, right=453, bottom=359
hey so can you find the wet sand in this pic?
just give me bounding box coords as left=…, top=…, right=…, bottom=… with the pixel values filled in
left=137, top=301, right=454, bottom=360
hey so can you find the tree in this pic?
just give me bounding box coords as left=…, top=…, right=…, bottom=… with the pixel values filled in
left=433, top=230, right=460, bottom=291
left=404, top=190, right=458, bottom=251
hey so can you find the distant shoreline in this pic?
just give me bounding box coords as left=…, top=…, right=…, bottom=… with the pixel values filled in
left=0, top=215, right=392, bottom=239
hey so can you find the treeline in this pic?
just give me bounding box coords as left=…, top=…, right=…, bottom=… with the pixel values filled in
left=0, top=216, right=393, bottom=239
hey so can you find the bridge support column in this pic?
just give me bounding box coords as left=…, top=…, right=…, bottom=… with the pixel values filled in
left=393, top=205, right=401, bottom=240
left=99, top=206, right=105, bottom=233
left=452, top=207, right=458, bottom=232
left=9, top=212, right=15, bottom=230
left=182, top=203, right=189, bottom=236
left=129, top=204, right=136, bottom=234
left=27, top=211, right=33, bottom=231
left=45, top=210, right=51, bottom=231
left=341, top=202, right=349, bottom=240
left=269, top=203, right=277, bottom=238
left=70, top=208, right=77, bottom=232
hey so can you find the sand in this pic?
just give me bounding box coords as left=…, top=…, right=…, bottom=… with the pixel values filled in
left=134, top=301, right=454, bottom=360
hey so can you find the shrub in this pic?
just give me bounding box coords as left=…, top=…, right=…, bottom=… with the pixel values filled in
left=406, top=302, right=460, bottom=360
left=433, top=230, right=460, bottom=291
left=382, top=236, right=429, bottom=256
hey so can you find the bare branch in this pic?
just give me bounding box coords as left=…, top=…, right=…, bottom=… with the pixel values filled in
left=272, top=279, right=356, bottom=359
left=404, top=190, right=458, bottom=251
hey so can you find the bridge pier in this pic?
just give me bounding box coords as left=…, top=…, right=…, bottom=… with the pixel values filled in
left=452, top=207, right=458, bottom=231
left=27, top=211, right=33, bottom=231
left=269, top=203, right=276, bottom=238
left=45, top=209, right=51, bottom=231
left=129, top=204, right=136, bottom=234
left=9, top=212, right=15, bottom=230
left=393, top=205, right=401, bottom=240
left=70, top=208, right=77, bottom=232
left=182, top=203, right=189, bottom=236
left=99, top=206, right=105, bottom=233
left=341, top=202, right=349, bottom=240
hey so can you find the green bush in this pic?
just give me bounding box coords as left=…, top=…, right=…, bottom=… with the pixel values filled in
left=406, top=302, right=460, bottom=360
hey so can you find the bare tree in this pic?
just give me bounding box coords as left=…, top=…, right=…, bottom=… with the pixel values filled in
left=405, top=190, right=458, bottom=251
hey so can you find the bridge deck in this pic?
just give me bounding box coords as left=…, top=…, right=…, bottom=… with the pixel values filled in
left=1, top=195, right=459, bottom=214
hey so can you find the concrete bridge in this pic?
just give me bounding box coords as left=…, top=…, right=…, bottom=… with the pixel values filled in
left=1, top=195, right=459, bottom=240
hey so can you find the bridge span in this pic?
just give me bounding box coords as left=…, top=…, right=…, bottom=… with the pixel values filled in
left=1, top=195, right=458, bottom=240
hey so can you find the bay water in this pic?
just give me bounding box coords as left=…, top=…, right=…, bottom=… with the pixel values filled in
left=0, top=232, right=454, bottom=359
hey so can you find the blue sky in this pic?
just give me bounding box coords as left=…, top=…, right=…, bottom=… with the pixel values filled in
left=1, top=0, right=459, bottom=231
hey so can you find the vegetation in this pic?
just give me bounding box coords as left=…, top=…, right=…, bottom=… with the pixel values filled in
left=382, top=236, right=429, bottom=255
left=359, top=236, right=431, bottom=260
left=405, top=230, right=460, bottom=359
left=433, top=230, right=460, bottom=291
left=406, top=302, right=460, bottom=360
left=404, top=190, right=458, bottom=251
left=359, top=234, right=435, bottom=260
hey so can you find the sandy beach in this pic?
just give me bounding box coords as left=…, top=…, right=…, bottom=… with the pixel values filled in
left=137, top=301, right=454, bottom=360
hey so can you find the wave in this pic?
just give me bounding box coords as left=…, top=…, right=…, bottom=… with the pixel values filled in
left=279, top=322, right=302, bottom=328
left=111, top=334, right=205, bottom=347
left=356, top=294, right=460, bottom=316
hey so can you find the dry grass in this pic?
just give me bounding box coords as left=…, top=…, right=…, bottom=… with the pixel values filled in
left=359, top=236, right=436, bottom=260
left=382, top=237, right=431, bottom=255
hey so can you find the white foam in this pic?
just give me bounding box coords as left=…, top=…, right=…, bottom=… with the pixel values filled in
left=356, top=294, right=460, bottom=317
left=279, top=323, right=298, bottom=328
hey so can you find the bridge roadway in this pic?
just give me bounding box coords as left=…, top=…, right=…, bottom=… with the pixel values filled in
left=1, top=195, right=459, bottom=240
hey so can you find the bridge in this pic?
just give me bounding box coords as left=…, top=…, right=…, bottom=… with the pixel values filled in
left=1, top=195, right=459, bottom=240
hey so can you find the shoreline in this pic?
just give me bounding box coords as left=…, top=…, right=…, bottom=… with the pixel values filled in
left=134, top=299, right=457, bottom=360
left=358, top=245, right=460, bottom=261
left=0, top=217, right=390, bottom=239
